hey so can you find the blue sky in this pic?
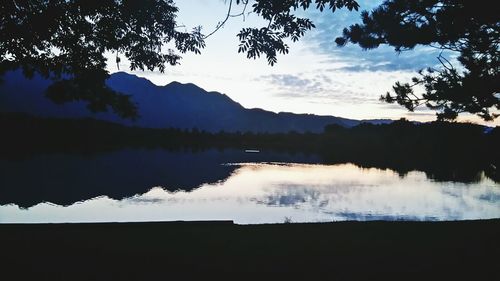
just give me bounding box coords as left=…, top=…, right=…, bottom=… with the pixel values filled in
left=106, top=0, right=498, bottom=125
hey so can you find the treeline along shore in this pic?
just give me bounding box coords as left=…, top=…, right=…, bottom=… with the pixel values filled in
left=1, top=112, right=499, bottom=183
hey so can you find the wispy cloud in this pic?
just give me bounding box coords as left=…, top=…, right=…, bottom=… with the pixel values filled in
left=256, top=70, right=411, bottom=106
left=256, top=74, right=325, bottom=96
left=301, top=0, right=456, bottom=72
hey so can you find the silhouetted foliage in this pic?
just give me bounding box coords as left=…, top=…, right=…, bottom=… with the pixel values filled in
left=2, top=1, right=498, bottom=122
left=335, top=0, right=500, bottom=121
left=234, top=0, right=359, bottom=65
left=0, top=0, right=205, bottom=118
left=1, top=0, right=361, bottom=117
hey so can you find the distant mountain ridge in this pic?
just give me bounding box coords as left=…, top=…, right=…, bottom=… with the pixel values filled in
left=0, top=70, right=391, bottom=133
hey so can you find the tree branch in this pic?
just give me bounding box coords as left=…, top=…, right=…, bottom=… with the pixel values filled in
left=203, top=0, right=249, bottom=39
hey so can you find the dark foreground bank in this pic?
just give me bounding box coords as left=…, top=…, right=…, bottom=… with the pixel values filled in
left=1, top=220, right=499, bottom=281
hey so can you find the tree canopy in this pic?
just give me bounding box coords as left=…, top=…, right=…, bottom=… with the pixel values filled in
left=0, top=0, right=205, bottom=118
left=335, top=0, right=499, bottom=121
left=1, top=0, right=498, bottom=121
left=233, top=0, right=359, bottom=65
left=0, top=0, right=360, bottom=118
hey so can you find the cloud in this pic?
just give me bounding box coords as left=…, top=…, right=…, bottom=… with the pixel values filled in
left=256, top=72, right=373, bottom=107
left=257, top=74, right=325, bottom=96
left=404, top=111, right=437, bottom=118
left=301, top=0, right=457, bottom=72
left=256, top=69, right=414, bottom=109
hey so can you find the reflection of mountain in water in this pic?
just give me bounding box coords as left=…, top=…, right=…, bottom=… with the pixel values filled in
left=0, top=149, right=320, bottom=208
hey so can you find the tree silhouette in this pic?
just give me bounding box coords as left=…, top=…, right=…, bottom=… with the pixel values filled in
left=232, top=0, right=359, bottom=65
left=3, top=1, right=498, bottom=121
left=1, top=0, right=360, bottom=118
left=335, top=0, right=499, bottom=121
left=0, top=0, right=205, bottom=118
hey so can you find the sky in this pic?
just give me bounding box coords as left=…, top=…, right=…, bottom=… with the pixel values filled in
left=106, top=0, right=499, bottom=125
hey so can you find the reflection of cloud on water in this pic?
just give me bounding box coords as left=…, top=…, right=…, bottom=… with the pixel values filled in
left=4, top=162, right=497, bottom=224
left=242, top=165, right=500, bottom=221
left=125, top=197, right=165, bottom=205
left=122, top=187, right=183, bottom=205
left=332, top=212, right=443, bottom=221
left=254, top=187, right=323, bottom=207
left=254, top=182, right=378, bottom=209
left=115, top=163, right=500, bottom=223
left=479, top=192, right=500, bottom=203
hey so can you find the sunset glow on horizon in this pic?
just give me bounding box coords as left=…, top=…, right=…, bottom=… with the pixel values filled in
left=105, top=0, right=499, bottom=126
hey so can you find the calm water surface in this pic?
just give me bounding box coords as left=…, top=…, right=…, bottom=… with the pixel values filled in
left=1, top=149, right=499, bottom=224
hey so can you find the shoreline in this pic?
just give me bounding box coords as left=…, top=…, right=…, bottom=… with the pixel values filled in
left=2, top=219, right=499, bottom=280
left=0, top=217, right=499, bottom=225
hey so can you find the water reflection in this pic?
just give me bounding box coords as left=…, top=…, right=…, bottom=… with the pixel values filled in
left=0, top=149, right=320, bottom=208
left=1, top=163, right=499, bottom=224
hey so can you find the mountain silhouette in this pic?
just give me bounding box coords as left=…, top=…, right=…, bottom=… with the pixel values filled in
left=0, top=70, right=389, bottom=133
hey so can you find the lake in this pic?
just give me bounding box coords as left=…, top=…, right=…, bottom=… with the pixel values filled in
left=1, top=148, right=499, bottom=224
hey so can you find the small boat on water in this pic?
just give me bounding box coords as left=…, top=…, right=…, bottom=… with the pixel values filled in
left=244, top=149, right=260, bottom=153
